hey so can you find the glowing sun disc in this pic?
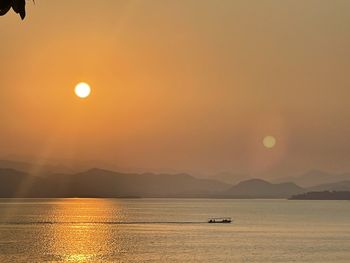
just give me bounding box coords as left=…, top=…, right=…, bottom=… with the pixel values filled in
left=263, top=135, right=276, bottom=149
left=75, top=82, right=91, bottom=98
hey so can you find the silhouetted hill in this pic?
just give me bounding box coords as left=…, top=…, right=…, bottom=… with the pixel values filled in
left=6, top=167, right=350, bottom=199
left=208, top=172, right=250, bottom=185
left=308, top=181, right=350, bottom=192
left=0, top=169, right=29, bottom=197
left=224, top=179, right=305, bottom=198
left=51, top=168, right=230, bottom=197
left=0, top=168, right=49, bottom=197
left=290, top=191, right=350, bottom=200
left=0, top=160, right=33, bottom=172
left=0, top=168, right=231, bottom=198
left=274, top=170, right=350, bottom=187
left=0, top=159, right=73, bottom=175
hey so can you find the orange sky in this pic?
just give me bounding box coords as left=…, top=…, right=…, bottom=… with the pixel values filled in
left=1, top=0, right=350, bottom=176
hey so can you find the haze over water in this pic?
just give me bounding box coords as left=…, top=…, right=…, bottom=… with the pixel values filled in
left=0, top=198, right=349, bottom=262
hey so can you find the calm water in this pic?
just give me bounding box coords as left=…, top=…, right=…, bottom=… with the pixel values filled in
left=0, top=199, right=349, bottom=262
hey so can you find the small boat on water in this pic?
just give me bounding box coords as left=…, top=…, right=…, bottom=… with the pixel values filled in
left=208, top=217, right=232, bottom=224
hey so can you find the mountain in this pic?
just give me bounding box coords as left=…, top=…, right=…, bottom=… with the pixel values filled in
left=0, top=168, right=49, bottom=197
left=223, top=179, right=305, bottom=198
left=0, top=159, right=73, bottom=175
left=45, top=168, right=231, bottom=197
left=208, top=172, right=250, bottom=185
left=290, top=191, right=350, bottom=200
left=4, top=166, right=350, bottom=198
left=0, top=168, right=231, bottom=198
left=0, top=160, right=35, bottom=173
left=274, top=170, right=350, bottom=187
left=0, top=168, right=29, bottom=197
left=308, top=181, right=350, bottom=192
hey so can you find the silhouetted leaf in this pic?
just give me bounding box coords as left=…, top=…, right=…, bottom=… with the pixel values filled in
left=0, top=0, right=26, bottom=20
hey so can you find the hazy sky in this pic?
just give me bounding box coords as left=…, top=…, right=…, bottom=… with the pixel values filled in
left=1, top=0, right=350, bottom=176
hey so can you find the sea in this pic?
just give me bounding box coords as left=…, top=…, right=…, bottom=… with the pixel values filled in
left=0, top=198, right=349, bottom=262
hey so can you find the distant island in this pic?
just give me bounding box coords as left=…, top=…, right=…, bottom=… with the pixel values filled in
left=290, top=191, right=350, bottom=200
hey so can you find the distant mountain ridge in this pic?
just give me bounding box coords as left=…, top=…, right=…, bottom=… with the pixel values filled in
left=223, top=179, right=305, bottom=198
left=0, top=159, right=73, bottom=175
left=290, top=191, right=350, bottom=200
left=0, top=168, right=230, bottom=198
left=209, top=169, right=350, bottom=188
left=2, top=164, right=350, bottom=198
left=208, top=172, right=250, bottom=185
left=274, top=170, right=350, bottom=187
left=308, top=181, right=350, bottom=192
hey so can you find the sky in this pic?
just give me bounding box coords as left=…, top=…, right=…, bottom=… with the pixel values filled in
left=1, top=0, right=350, bottom=177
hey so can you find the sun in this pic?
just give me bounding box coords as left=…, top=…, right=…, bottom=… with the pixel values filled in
left=75, top=82, right=91, bottom=98
left=263, top=135, right=276, bottom=149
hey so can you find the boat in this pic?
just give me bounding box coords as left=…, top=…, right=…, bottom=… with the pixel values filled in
left=208, top=217, right=232, bottom=223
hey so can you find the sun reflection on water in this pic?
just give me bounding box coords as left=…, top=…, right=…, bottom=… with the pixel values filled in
left=65, top=254, right=93, bottom=262
left=45, top=198, right=120, bottom=262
